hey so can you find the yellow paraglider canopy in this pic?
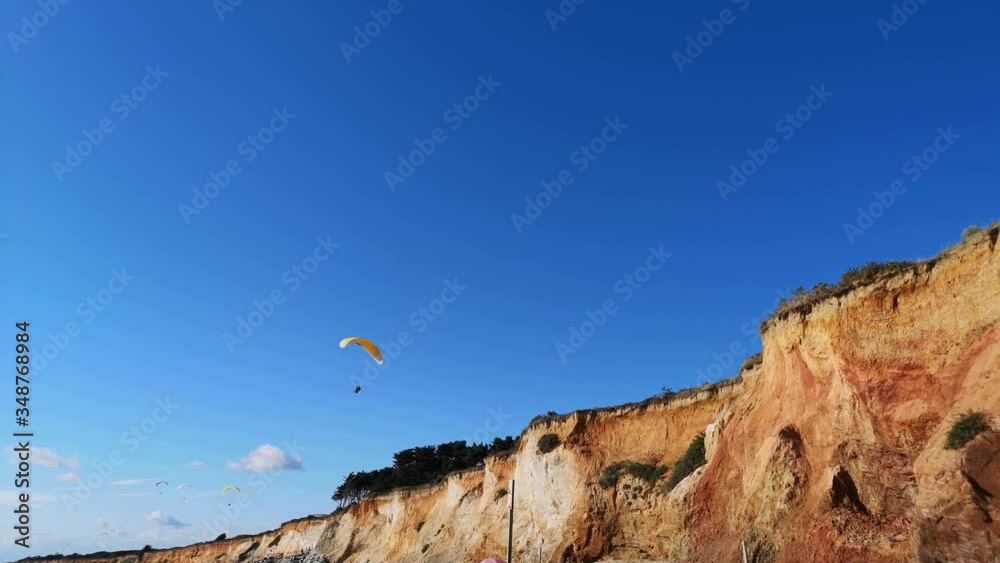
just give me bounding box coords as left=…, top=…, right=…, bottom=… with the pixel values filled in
left=222, top=485, right=241, bottom=494
left=339, top=337, right=383, bottom=365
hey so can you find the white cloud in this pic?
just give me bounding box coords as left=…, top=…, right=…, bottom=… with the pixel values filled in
left=8, top=446, right=79, bottom=470
left=184, top=460, right=206, bottom=469
left=112, top=493, right=155, bottom=498
left=226, top=444, right=303, bottom=473
left=108, top=478, right=155, bottom=486
left=56, top=472, right=80, bottom=482
left=96, top=517, right=108, bottom=529
left=144, top=510, right=188, bottom=528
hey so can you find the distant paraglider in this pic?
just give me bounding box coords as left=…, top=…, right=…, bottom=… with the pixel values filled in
left=176, top=483, right=192, bottom=490
left=354, top=385, right=362, bottom=394
left=339, top=337, right=383, bottom=365
left=155, top=481, right=168, bottom=494
left=222, top=485, right=241, bottom=506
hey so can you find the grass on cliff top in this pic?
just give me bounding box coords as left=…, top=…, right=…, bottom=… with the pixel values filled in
left=664, top=433, right=707, bottom=492
left=946, top=411, right=990, bottom=449
left=762, top=260, right=919, bottom=333
left=741, top=352, right=763, bottom=373
left=528, top=374, right=743, bottom=429
left=599, top=461, right=668, bottom=488
left=761, top=222, right=1000, bottom=334
left=962, top=225, right=984, bottom=240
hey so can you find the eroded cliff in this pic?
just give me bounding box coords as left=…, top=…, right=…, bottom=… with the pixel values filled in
left=22, top=226, right=1000, bottom=563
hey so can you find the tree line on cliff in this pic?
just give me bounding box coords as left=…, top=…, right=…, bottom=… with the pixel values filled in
left=332, top=436, right=519, bottom=508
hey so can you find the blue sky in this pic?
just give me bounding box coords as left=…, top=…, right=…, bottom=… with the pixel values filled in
left=2, top=0, right=998, bottom=557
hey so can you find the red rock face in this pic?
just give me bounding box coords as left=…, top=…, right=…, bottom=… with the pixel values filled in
left=26, top=227, right=1000, bottom=563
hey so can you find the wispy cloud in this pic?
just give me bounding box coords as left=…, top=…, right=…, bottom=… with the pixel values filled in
left=8, top=447, right=79, bottom=470
left=226, top=444, right=303, bottom=473
left=56, top=472, right=80, bottom=482
left=145, top=510, right=188, bottom=528
left=113, top=493, right=156, bottom=498
left=184, top=460, right=206, bottom=469
left=96, top=517, right=108, bottom=529
left=135, top=529, right=160, bottom=542
left=0, top=491, right=57, bottom=506
left=108, top=478, right=155, bottom=487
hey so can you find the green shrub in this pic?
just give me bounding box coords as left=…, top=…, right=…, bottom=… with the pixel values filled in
left=962, top=225, right=983, bottom=241
left=599, top=461, right=667, bottom=488
left=946, top=411, right=989, bottom=449
left=664, top=433, right=707, bottom=491
left=537, top=433, right=560, bottom=454
left=627, top=462, right=668, bottom=483
left=599, top=462, right=627, bottom=488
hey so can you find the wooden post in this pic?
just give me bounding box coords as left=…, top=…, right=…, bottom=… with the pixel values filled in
left=507, top=479, right=515, bottom=563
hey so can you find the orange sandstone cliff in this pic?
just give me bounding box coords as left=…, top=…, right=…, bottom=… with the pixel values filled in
left=21, top=226, right=1000, bottom=563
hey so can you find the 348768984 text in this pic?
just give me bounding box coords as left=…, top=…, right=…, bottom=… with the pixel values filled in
left=13, top=320, right=32, bottom=548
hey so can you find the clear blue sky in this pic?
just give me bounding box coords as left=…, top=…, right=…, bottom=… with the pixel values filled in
left=2, top=0, right=998, bottom=557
